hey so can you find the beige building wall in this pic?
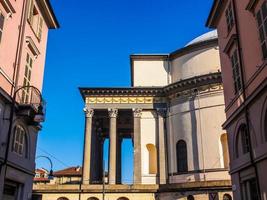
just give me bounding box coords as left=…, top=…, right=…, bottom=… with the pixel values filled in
left=167, top=90, right=229, bottom=183
left=40, top=193, right=155, bottom=200
left=132, top=59, right=169, bottom=87
left=140, top=110, right=157, bottom=184
left=171, top=47, right=220, bottom=83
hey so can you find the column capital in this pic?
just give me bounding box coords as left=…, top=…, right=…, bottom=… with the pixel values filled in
left=108, top=108, right=118, bottom=118
left=133, top=108, right=142, bottom=118
left=157, top=108, right=167, bottom=118
left=84, top=107, right=94, bottom=118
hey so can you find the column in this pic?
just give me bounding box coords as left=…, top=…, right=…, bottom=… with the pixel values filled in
left=108, top=108, right=118, bottom=184
left=133, top=108, right=142, bottom=184
left=82, top=107, right=94, bottom=184
left=157, top=108, right=167, bottom=184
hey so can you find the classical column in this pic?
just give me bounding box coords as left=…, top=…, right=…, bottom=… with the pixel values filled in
left=82, top=107, right=94, bottom=184
left=157, top=108, right=167, bottom=184
left=108, top=108, right=118, bottom=184
left=133, top=108, right=142, bottom=184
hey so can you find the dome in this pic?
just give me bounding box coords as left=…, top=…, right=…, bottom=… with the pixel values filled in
left=185, top=30, right=218, bottom=47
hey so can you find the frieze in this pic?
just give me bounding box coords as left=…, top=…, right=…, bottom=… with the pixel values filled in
left=169, top=83, right=223, bottom=100
left=85, top=96, right=166, bottom=104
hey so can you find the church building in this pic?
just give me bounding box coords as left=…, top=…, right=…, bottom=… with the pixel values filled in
left=33, top=31, right=233, bottom=200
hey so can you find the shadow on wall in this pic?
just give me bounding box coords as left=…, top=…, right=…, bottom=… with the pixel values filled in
left=189, top=96, right=200, bottom=181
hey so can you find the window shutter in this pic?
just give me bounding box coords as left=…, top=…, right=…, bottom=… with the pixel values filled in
left=28, top=0, right=34, bottom=24
left=37, top=16, right=43, bottom=40
left=0, top=13, right=4, bottom=43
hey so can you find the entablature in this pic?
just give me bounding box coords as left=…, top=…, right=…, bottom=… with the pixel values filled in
left=79, top=72, right=222, bottom=108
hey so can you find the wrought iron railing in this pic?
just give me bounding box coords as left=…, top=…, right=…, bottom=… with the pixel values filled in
left=15, top=85, right=46, bottom=118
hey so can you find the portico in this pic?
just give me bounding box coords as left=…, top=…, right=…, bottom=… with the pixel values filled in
left=80, top=89, right=168, bottom=185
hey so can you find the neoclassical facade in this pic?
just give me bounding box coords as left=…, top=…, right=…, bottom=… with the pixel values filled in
left=33, top=31, right=232, bottom=200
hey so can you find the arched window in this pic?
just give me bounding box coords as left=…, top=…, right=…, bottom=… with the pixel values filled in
left=88, top=197, right=100, bottom=200
left=220, top=133, right=229, bottom=168
left=57, top=197, right=69, bottom=200
left=117, top=197, right=129, bottom=200
left=236, top=124, right=250, bottom=157
left=176, top=140, right=188, bottom=173
left=12, top=125, right=27, bottom=156
left=223, top=194, right=232, bottom=200
left=146, top=144, right=157, bottom=174
left=187, top=195, right=194, bottom=200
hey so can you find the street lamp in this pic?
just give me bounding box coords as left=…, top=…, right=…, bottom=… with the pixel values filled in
left=1, top=85, right=45, bottom=193
left=35, top=155, right=54, bottom=180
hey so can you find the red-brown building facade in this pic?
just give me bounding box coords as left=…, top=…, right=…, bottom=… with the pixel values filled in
left=207, top=0, right=267, bottom=200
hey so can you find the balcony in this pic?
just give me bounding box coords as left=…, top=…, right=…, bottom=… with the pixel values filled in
left=14, top=86, right=46, bottom=124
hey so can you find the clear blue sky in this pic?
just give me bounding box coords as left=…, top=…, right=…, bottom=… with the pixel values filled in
left=36, top=0, right=214, bottom=183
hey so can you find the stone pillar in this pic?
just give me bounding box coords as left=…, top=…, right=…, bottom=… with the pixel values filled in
left=133, top=108, right=142, bottom=184
left=157, top=108, right=167, bottom=184
left=108, top=108, right=118, bottom=184
left=82, top=107, right=94, bottom=185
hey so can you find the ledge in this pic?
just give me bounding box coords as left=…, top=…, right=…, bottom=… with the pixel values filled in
left=79, top=72, right=222, bottom=100
left=33, top=180, right=232, bottom=194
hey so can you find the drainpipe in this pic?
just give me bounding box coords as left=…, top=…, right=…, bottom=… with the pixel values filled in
left=11, top=0, right=29, bottom=95
left=232, top=0, right=262, bottom=198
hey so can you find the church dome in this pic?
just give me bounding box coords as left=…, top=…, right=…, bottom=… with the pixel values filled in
left=185, top=30, right=217, bottom=47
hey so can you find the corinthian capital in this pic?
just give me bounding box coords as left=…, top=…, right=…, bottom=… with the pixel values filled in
left=108, top=108, right=118, bottom=118
left=83, top=107, right=94, bottom=118
left=157, top=108, right=167, bottom=118
left=133, top=108, right=142, bottom=118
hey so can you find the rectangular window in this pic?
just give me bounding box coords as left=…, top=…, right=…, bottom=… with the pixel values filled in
left=242, top=178, right=259, bottom=200
left=0, top=13, right=4, bottom=44
left=37, top=16, right=43, bottom=40
left=257, top=2, right=267, bottom=59
left=225, top=3, right=234, bottom=32
left=231, top=50, right=242, bottom=93
left=22, top=54, right=33, bottom=103
left=28, top=0, right=43, bottom=41
left=13, top=125, right=25, bottom=155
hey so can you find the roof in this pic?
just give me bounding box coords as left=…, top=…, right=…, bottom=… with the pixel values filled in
left=53, top=166, right=82, bottom=177
left=185, top=30, right=218, bottom=46
left=37, top=0, right=60, bottom=29
left=35, top=168, right=48, bottom=173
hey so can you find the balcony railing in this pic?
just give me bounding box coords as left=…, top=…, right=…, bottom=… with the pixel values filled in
left=14, top=86, right=46, bottom=121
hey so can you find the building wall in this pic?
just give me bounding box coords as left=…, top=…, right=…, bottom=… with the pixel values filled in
left=132, top=59, right=169, bottom=87
left=0, top=0, right=57, bottom=200
left=140, top=110, right=157, bottom=184
left=171, top=47, right=220, bottom=83
left=208, top=0, right=267, bottom=199
left=0, top=0, right=24, bottom=93
left=167, top=90, right=229, bottom=183
left=39, top=193, right=156, bottom=200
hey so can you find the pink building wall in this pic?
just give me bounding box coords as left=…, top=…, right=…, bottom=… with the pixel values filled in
left=0, top=0, right=58, bottom=199
left=207, top=0, right=267, bottom=200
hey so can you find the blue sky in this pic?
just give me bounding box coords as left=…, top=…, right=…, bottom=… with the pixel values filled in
left=36, top=0, right=214, bottom=183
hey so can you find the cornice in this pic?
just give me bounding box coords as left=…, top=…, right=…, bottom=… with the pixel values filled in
left=169, top=38, right=218, bottom=60
left=36, top=0, right=59, bottom=29
left=79, top=72, right=222, bottom=101
left=206, top=0, right=226, bottom=28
